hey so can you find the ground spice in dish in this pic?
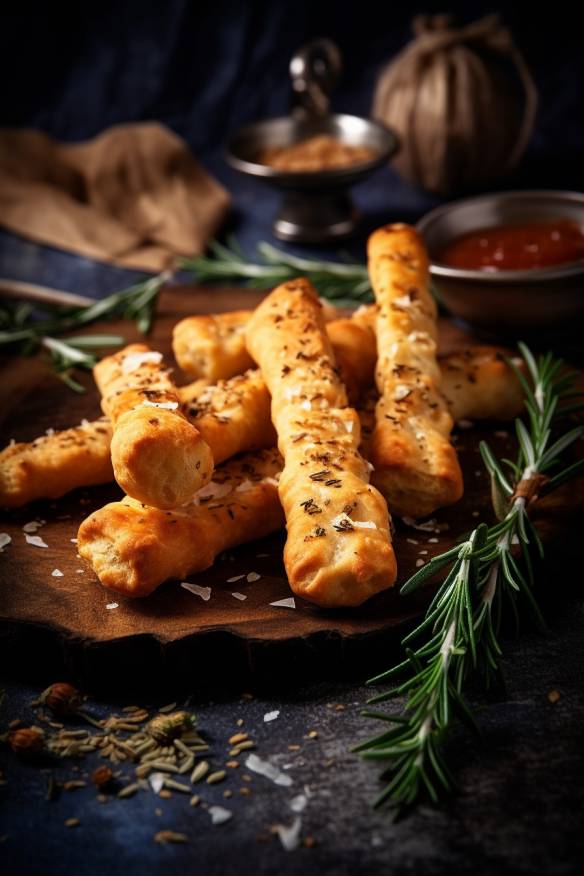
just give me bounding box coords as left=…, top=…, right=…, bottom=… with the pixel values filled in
left=257, top=135, right=378, bottom=172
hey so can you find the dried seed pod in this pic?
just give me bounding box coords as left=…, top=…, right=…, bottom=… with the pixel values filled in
left=9, top=727, right=44, bottom=758
left=91, top=765, right=114, bottom=791
left=146, top=711, right=196, bottom=744
left=40, top=683, right=84, bottom=717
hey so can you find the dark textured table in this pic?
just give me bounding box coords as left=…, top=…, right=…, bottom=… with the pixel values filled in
left=0, top=589, right=583, bottom=876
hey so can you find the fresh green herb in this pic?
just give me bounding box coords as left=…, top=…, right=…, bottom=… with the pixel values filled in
left=183, top=236, right=372, bottom=305
left=353, top=343, right=584, bottom=817
left=0, top=271, right=171, bottom=391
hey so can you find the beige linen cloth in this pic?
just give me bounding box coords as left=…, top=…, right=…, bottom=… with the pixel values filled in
left=0, top=122, right=230, bottom=272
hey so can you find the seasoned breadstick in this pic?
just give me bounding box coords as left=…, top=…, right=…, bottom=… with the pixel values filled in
left=0, top=348, right=524, bottom=508
left=180, top=370, right=276, bottom=463
left=172, top=299, right=354, bottom=380
left=246, top=279, right=396, bottom=608
left=78, top=449, right=283, bottom=597
left=0, top=419, right=113, bottom=508
left=173, top=310, right=254, bottom=381
left=94, top=344, right=213, bottom=509
left=439, top=347, right=525, bottom=422
left=368, top=224, right=463, bottom=517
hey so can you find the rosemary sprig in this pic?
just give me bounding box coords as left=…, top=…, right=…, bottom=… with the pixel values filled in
left=0, top=271, right=171, bottom=390
left=353, top=343, right=584, bottom=816
left=183, top=236, right=372, bottom=305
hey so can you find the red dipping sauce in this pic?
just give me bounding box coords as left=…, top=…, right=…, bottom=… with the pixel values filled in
left=440, top=219, right=584, bottom=272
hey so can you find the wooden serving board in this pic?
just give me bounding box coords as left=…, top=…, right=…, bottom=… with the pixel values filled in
left=0, top=286, right=579, bottom=694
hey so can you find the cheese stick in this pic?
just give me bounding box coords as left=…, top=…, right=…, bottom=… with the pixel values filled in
left=246, top=279, right=396, bottom=607
left=0, top=348, right=524, bottom=508
left=94, top=344, right=213, bottom=509
left=78, top=449, right=283, bottom=597
left=0, top=418, right=113, bottom=508
left=368, top=224, right=463, bottom=517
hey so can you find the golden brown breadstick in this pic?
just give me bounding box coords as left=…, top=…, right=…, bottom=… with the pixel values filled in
left=173, top=310, right=254, bottom=381
left=0, top=348, right=524, bottom=508
left=78, top=449, right=284, bottom=597
left=439, top=347, right=525, bottom=422
left=246, top=279, right=396, bottom=608
left=172, top=299, right=358, bottom=379
left=367, top=224, right=463, bottom=517
left=94, top=344, right=213, bottom=509
left=181, top=370, right=276, bottom=463
left=0, top=418, right=113, bottom=508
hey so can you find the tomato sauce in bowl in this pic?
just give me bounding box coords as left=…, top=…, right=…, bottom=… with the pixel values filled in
left=439, top=219, right=584, bottom=272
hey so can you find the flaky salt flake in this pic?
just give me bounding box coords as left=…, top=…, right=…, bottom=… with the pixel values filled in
left=393, top=294, right=412, bottom=308
left=270, top=597, right=296, bottom=609
left=274, top=816, right=302, bottom=851
left=457, top=419, right=474, bottom=430
left=181, top=582, right=211, bottom=601
left=122, top=351, right=162, bottom=374
left=140, top=400, right=178, bottom=411
left=402, top=517, right=438, bottom=532
left=70, top=538, right=78, bottom=544
left=227, top=574, right=245, bottom=583
left=0, top=533, right=11, bottom=551
left=262, top=476, right=279, bottom=487
left=263, top=710, right=280, bottom=723
left=149, top=772, right=165, bottom=794
left=51, top=569, right=64, bottom=577
left=495, top=430, right=509, bottom=438
left=344, top=420, right=354, bottom=433
left=246, top=572, right=261, bottom=583
left=352, top=520, right=377, bottom=530
left=23, top=520, right=44, bottom=533
left=394, top=384, right=411, bottom=401
left=106, top=602, right=119, bottom=610
left=25, top=534, right=48, bottom=548
left=231, top=592, right=247, bottom=601
left=209, top=805, right=232, bottom=825
left=245, top=753, right=293, bottom=787
left=415, top=559, right=425, bottom=568
left=193, top=481, right=233, bottom=504
left=289, top=793, right=308, bottom=813
left=300, top=399, right=312, bottom=411
left=235, top=480, right=253, bottom=493
left=407, top=538, right=419, bottom=545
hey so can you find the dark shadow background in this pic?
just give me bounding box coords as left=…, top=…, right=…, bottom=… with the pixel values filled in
left=1, top=0, right=583, bottom=283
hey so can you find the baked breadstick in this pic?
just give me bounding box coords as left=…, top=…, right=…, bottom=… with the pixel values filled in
left=0, top=418, right=113, bottom=508
left=0, top=348, right=524, bottom=508
left=439, top=347, right=525, bottom=422
left=368, top=224, right=463, bottom=517
left=172, top=299, right=357, bottom=380
left=181, top=370, right=276, bottom=463
left=246, top=279, right=396, bottom=608
left=94, top=344, right=213, bottom=509
left=78, top=449, right=283, bottom=597
left=173, top=310, right=254, bottom=381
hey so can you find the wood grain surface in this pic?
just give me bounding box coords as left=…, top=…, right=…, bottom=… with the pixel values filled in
left=0, top=285, right=580, bottom=692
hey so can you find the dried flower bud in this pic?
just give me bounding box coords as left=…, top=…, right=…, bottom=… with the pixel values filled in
left=146, top=711, right=195, bottom=743
left=91, top=765, right=114, bottom=791
left=40, top=683, right=84, bottom=717
left=9, top=727, right=44, bottom=758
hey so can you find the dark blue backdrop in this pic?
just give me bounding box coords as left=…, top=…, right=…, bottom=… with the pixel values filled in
left=1, top=0, right=583, bottom=291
